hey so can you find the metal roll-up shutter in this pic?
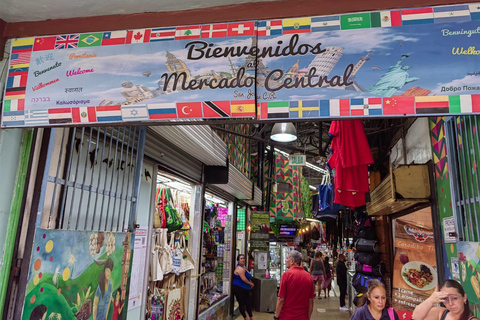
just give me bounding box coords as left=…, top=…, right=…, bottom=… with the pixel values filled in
left=245, top=185, right=262, bottom=206
left=150, top=123, right=227, bottom=166
left=211, top=163, right=253, bottom=200
left=145, top=128, right=203, bottom=182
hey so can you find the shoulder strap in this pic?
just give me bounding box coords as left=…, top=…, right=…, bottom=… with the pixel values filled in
left=440, top=310, right=449, bottom=320
left=387, top=308, right=394, bottom=320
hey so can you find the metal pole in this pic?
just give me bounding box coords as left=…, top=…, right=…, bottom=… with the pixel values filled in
left=67, top=127, right=85, bottom=230
left=59, top=128, right=77, bottom=229
left=92, top=127, right=108, bottom=230
left=455, top=118, right=473, bottom=241
left=49, top=128, right=67, bottom=227
left=75, top=126, right=94, bottom=229
left=105, top=127, right=122, bottom=230
left=128, top=127, right=145, bottom=232
left=84, top=127, right=101, bottom=230
left=463, top=116, right=480, bottom=241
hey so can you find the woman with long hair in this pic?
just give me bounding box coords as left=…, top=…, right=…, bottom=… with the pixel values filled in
left=321, top=256, right=333, bottom=298
left=93, top=258, right=114, bottom=320
left=350, top=279, right=399, bottom=320
left=413, top=280, right=478, bottom=320
left=232, top=254, right=255, bottom=320
left=310, top=251, right=325, bottom=299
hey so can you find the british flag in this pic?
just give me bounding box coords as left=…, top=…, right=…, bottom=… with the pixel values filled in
left=55, top=34, right=79, bottom=49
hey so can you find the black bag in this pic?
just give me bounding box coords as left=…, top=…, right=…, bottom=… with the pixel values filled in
left=355, top=261, right=387, bottom=277
left=357, top=227, right=376, bottom=240
left=355, top=238, right=380, bottom=253
left=354, top=252, right=381, bottom=266
left=352, top=272, right=382, bottom=293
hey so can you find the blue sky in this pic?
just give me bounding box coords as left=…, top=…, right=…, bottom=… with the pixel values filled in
left=25, top=20, right=480, bottom=110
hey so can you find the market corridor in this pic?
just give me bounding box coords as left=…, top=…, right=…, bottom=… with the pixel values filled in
left=235, top=282, right=351, bottom=320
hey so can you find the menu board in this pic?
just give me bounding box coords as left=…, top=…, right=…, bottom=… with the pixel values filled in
left=392, top=219, right=437, bottom=320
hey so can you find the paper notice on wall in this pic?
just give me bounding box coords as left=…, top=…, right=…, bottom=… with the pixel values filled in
left=128, top=227, right=148, bottom=311
left=443, top=217, right=456, bottom=243
left=258, top=252, right=268, bottom=270
left=451, top=257, right=460, bottom=280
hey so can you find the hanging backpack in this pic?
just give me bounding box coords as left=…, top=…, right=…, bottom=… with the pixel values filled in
left=354, top=252, right=381, bottom=266
left=353, top=272, right=382, bottom=293
left=355, top=238, right=380, bottom=253
left=355, top=261, right=387, bottom=277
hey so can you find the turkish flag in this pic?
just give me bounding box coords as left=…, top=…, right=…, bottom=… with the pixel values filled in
left=33, top=37, right=56, bottom=51
left=177, top=102, right=203, bottom=118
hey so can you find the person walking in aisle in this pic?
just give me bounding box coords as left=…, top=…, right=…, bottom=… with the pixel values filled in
left=310, top=251, right=325, bottom=298
left=336, top=254, right=348, bottom=311
left=412, top=280, right=478, bottom=320
left=350, top=279, right=400, bottom=320
left=274, top=250, right=315, bottom=320
left=322, top=256, right=333, bottom=298
left=233, top=254, right=255, bottom=320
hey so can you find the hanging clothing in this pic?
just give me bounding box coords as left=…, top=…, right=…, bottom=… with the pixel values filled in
left=327, top=120, right=374, bottom=208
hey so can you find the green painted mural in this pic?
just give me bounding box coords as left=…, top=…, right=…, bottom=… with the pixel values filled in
left=275, top=155, right=301, bottom=221
left=429, top=116, right=480, bottom=317
left=23, top=228, right=132, bottom=320
left=429, top=117, right=456, bottom=280
left=216, top=124, right=251, bottom=176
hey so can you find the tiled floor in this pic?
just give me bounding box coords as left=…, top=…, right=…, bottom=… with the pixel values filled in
left=235, top=281, right=352, bottom=320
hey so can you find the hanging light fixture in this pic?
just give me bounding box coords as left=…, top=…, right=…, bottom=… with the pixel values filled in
left=270, top=123, right=297, bottom=142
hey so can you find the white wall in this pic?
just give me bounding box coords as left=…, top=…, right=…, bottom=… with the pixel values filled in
left=126, top=161, right=155, bottom=320
left=390, top=118, right=433, bottom=166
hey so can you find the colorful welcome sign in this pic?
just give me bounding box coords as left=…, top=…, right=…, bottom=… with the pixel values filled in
left=3, top=3, right=480, bottom=128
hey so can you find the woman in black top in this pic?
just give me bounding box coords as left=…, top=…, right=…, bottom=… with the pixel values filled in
left=413, top=280, right=478, bottom=320
left=336, top=254, right=348, bottom=311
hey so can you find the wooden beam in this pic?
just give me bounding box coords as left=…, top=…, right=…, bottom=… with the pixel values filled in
left=2, top=0, right=474, bottom=39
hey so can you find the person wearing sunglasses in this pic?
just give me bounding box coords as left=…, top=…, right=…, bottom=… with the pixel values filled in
left=413, top=280, right=478, bottom=320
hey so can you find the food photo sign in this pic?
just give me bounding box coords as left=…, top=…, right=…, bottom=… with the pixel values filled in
left=392, top=219, right=437, bottom=320
left=4, top=3, right=480, bottom=127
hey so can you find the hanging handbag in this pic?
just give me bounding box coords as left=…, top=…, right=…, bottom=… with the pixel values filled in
left=151, top=237, right=164, bottom=281
left=153, top=206, right=163, bottom=229
left=149, top=287, right=166, bottom=320
left=179, top=233, right=195, bottom=273
left=170, top=233, right=182, bottom=276
left=163, top=188, right=183, bottom=233
left=158, top=189, right=167, bottom=229
left=164, top=275, right=184, bottom=320
left=158, top=229, right=173, bottom=275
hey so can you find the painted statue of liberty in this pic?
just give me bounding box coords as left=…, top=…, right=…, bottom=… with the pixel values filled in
left=367, top=54, right=419, bottom=97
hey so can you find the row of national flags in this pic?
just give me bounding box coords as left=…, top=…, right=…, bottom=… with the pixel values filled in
left=3, top=96, right=480, bottom=127
left=258, top=95, right=480, bottom=119
left=31, top=21, right=258, bottom=50
left=4, top=38, right=33, bottom=118
left=266, top=3, right=480, bottom=34
left=1, top=101, right=256, bottom=127
left=22, top=3, right=480, bottom=50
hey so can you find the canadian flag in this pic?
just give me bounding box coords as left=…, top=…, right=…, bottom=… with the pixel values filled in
left=126, top=29, right=151, bottom=44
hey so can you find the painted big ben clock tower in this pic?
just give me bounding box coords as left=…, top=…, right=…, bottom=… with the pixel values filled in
left=165, top=50, right=192, bottom=81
